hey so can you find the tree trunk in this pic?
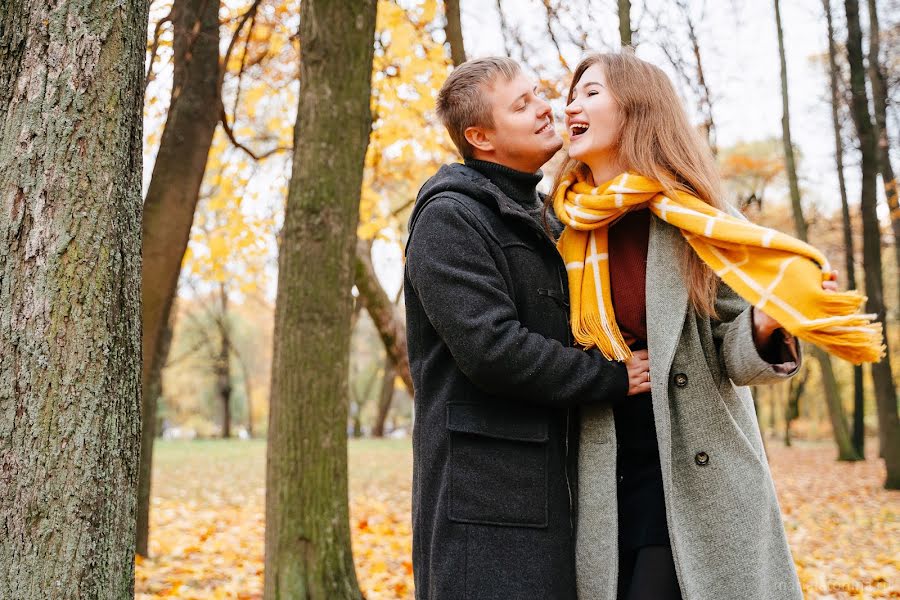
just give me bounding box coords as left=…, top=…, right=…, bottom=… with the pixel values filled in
left=774, top=0, right=808, bottom=242
left=216, top=284, right=232, bottom=439
left=234, top=345, right=255, bottom=437
left=263, top=1, right=377, bottom=598
left=785, top=371, right=806, bottom=447
left=824, top=0, right=866, bottom=457
left=618, top=0, right=632, bottom=47
left=136, top=307, right=175, bottom=557
left=444, top=0, right=467, bottom=67
left=355, top=239, right=414, bottom=393
left=137, top=0, right=221, bottom=556
left=845, top=0, right=900, bottom=488
left=0, top=1, right=146, bottom=596
left=372, top=357, right=396, bottom=438
left=813, top=345, right=860, bottom=459
left=776, top=0, right=860, bottom=460
left=866, top=0, right=900, bottom=313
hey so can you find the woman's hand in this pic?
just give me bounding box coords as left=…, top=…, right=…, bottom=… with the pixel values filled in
left=753, top=269, right=839, bottom=344
left=625, top=348, right=651, bottom=396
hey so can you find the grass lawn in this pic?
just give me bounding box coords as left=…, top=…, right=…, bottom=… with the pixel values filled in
left=137, top=437, right=897, bottom=599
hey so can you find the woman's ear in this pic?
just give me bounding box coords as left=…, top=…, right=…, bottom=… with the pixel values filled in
left=464, top=126, right=494, bottom=153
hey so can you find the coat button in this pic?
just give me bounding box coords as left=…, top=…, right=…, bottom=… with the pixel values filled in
left=695, top=451, right=710, bottom=466
left=617, top=474, right=624, bottom=483
left=674, top=373, right=688, bottom=388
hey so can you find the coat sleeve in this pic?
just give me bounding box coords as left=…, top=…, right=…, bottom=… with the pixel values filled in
left=713, top=281, right=802, bottom=387
left=406, top=197, right=628, bottom=407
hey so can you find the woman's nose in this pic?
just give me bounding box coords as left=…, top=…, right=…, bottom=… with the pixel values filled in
left=565, top=102, right=581, bottom=115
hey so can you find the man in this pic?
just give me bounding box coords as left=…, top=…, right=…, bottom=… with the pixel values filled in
left=404, top=57, right=645, bottom=599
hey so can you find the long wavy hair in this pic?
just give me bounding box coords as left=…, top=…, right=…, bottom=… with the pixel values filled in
left=547, top=50, right=725, bottom=318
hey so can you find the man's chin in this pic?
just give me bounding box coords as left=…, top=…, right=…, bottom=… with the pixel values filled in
left=534, top=139, right=564, bottom=167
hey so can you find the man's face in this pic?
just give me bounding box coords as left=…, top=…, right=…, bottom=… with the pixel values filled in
left=467, top=73, right=563, bottom=173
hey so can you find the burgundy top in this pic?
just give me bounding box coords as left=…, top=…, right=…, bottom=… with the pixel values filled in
left=608, top=208, right=651, bottom=348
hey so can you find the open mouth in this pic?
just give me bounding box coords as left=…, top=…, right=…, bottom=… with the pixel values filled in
left=570, top=123, right=589, bottom=139
left=536, top=120, right=553, bottom=134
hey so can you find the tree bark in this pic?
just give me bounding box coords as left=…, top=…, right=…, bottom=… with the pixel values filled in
left=845, top=0, right=900, bottom=488
left=136, top=307, right=174, bottom=558
left=136, top=0, right=221, bottom=556
left=372, top=357, right=396, bottom=438
left=618, top=0, right=632, bottom=47
left=776, top=0, right=860, bottom=461
left=355, top=239, right=414, bottom=393
left=824, top=0, right=866, bottom=457
left=263, top=0, right=377, bottom=598
left=0, top=1, right=146, bottom=596
left=444, top=0, right=467, bottom=67
left=866, top=0, right=900, bottom=313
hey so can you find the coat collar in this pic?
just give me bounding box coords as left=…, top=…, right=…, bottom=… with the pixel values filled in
left=411, top=163, right=550, bottom=239
left=450, top=163, right=556, bottom=244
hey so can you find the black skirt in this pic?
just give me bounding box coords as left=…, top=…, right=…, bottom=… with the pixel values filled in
left=613, top=390, right=671, bottom=551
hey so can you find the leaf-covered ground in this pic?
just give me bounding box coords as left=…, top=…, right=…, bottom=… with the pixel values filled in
left=135, top=438, right=898, bottom=599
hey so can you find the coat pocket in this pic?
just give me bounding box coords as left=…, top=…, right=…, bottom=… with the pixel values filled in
left=446, top=402, right=549, bottom=528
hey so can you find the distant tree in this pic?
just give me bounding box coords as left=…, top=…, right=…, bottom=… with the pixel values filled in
left=444, top=0, right=467, bottom=66
left=823, top=0, right=866, bottom=456
left=845, top=0, right=900, bottom=488
left=619, top=0, right=633, bottom=46
left=866, top=0, right=900, bottom=313
left=775, top=0, right=859, bottom=461
left=138, top=0, right=222, bottom=556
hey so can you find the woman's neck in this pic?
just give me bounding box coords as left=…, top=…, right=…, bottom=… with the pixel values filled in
left=585, top=155, right=627, bottom=187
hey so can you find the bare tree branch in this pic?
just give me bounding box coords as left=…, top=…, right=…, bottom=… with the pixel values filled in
left=541, top=0, right=572, bottom=73
left=145, top=10, right=174, bottom=93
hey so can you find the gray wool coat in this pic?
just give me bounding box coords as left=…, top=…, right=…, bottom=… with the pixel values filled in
left=576, top=215, right=805, bottom=600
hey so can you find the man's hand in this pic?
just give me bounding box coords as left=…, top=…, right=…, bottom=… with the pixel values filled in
left=625, top=349, right=651, bottom=396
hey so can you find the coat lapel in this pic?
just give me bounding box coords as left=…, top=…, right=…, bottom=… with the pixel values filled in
left=646, top=215, right=689, bottom=383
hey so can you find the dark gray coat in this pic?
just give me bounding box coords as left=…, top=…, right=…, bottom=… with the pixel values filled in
left=404, top=163, right=628, bottom=600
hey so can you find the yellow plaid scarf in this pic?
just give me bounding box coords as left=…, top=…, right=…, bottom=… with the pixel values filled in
left=553, top=172, right=885, bottom=365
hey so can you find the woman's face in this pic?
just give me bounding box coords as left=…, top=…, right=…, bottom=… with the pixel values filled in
left=565, top=63, right=623, bottom=166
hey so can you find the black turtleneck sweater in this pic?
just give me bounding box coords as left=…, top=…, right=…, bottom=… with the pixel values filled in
left=464, top=158, right=545, bottom=227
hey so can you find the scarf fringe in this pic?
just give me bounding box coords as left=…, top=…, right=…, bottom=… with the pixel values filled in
left=783, top=290, right=884, bottom=364
left=571, top=309, right=633, bottom=362
left=791, top=319, right=885, bottom=365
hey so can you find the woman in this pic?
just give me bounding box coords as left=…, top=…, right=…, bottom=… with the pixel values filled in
left=546, top=51, right=882, bottom=600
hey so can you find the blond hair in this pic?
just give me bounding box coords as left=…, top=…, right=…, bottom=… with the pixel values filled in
left=550, top=50, right=724, bottom=318
left=436, top=57, right=521, bottom=159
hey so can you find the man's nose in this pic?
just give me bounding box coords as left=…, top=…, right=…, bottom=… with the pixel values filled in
left=536, top=97, right=552, bottom=117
